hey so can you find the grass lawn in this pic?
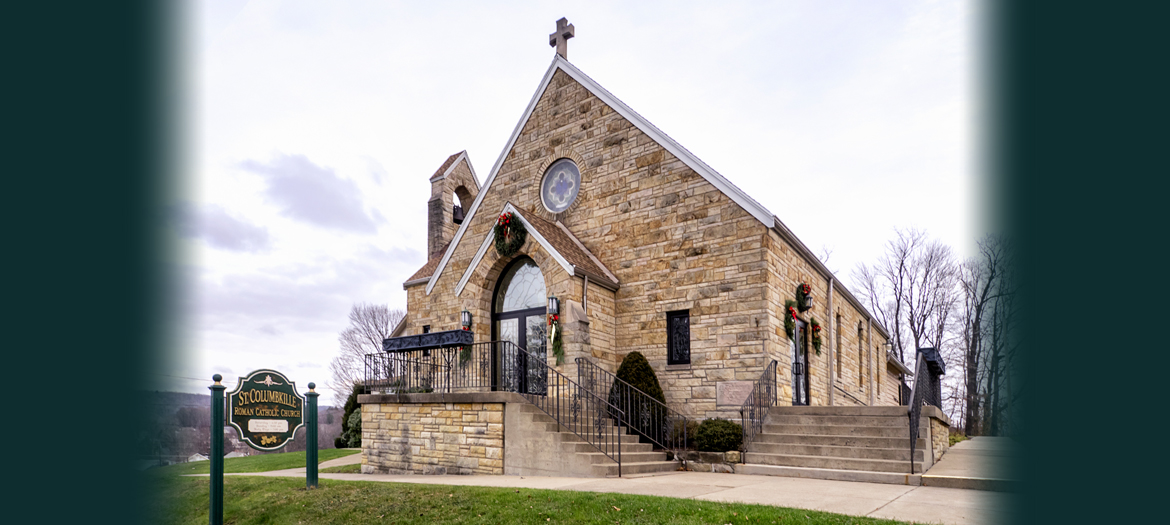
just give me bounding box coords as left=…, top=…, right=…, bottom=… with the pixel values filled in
left=148, top=474, right=914, bottom=525
left=152, top=449, right=360, bottom=475
left=320, top=463, right=362, bottom=474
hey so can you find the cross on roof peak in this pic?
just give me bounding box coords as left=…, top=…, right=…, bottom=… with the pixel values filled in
left=549, top=17, right=575, bottom=60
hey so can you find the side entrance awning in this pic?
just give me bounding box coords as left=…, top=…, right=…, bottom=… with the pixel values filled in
left=382, top=329, right=473, bottom=352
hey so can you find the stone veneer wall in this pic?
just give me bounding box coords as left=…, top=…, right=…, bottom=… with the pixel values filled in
left=930, top=416, right=950, bottom=462
left=361, top=402, right=504, bottom=475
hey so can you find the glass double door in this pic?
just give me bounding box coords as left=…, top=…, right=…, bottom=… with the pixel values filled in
left=792, top=320, right=810, bottom=406
left=494, top=307, right=548, bottom=395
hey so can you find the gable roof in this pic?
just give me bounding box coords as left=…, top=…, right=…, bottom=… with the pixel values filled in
left=428, top=150, right=480, bottom=189
left=453, top=202, right=618, bottom=297
left=421, top=55, right=889, bottom=340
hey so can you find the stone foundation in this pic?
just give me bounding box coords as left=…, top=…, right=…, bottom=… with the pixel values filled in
left=359, top=393, right=507, bottom=475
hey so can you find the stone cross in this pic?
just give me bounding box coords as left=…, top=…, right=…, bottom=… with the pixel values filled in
left=549, top=17, right=575, bottom=60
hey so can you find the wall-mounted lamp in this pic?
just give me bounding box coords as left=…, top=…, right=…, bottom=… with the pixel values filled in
left=883, top=341, right=893, bottom=357
left=461, top=310, right=472, bottom=330
left=801, top=292, right=814, bottom=310
left=547, top=296, right=560, bottom=315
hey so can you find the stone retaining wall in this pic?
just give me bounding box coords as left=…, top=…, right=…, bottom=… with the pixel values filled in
left=360, top=399, right=504, bottom=475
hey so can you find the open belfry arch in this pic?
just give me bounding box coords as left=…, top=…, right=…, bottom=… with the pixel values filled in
left=361, top=18, right=951, bottom=483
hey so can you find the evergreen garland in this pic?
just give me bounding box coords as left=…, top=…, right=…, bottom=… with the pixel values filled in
left=810, top=317, right=822, bottom=355
left=784, top=300, right=798, bottom=339
left=458, top=327, right=472, bottom=366
left=796, top=282, right=812, bottom=311
left=548, top=313, right=564, bottom=365
left=493, top=212, right=528, bottom=258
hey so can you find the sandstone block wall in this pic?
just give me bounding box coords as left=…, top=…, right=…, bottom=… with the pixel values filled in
left=930, top=415, right=950, bottom=462
left=361, top=402, right=504, bottom=475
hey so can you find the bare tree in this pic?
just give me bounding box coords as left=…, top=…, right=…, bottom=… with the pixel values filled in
left=328, top=303, right=405, bottom=405
left=956, top=235, right=1007, bottom=435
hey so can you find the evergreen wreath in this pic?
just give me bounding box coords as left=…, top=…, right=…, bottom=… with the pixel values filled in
left=796, top=282, right=812, bottom=311
left=548, top=313, right=564, bottom=365
left=784, top=300, right=798, bottom=339
left=810, top=317, right=823, bottom=355
left=493, top=212, right=528, bottom=258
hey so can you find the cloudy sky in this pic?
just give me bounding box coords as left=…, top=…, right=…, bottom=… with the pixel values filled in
left=162, top=0, right=979, bottom=403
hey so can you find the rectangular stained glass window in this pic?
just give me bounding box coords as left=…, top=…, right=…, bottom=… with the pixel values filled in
left=667, top=310, right=690, bottom=365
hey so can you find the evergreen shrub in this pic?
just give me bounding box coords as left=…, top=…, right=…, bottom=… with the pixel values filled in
left=336, top=384, right=363, bottom=448
left=695, top=418, right=743, bottom=452
left=608, top=352, right=666, bottom=443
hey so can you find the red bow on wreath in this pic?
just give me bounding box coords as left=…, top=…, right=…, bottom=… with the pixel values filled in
left=788, top=306, right=798, bottom=320
left=800, top=283, right=811, bottom=295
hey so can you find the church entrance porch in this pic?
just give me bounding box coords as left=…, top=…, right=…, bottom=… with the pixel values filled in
left=491, top=257, right=548, bottom=395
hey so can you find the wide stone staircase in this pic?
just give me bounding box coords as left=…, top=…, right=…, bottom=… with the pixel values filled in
left=513, top=403, right=680, bottom=477
left=739, top=406, right=927, bottom=485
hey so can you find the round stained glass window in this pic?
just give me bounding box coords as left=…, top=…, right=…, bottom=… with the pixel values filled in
left=540, top=158, right=581, bottom=213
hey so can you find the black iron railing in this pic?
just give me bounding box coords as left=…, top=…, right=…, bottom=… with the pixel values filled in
left=576, top=358, right=690, bottom=458
left=906, top=348, right=944, bottom=474
left=364, top=340, right=626, bottom=476
left=739, top=360, right=778, bottom=461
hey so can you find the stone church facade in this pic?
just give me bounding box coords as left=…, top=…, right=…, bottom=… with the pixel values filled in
left=392, top=54, right=910, bottom=420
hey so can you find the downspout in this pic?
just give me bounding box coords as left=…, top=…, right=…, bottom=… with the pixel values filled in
left=826, top=277, right=834, bottom=407
left=867, top=317, right=874, bottom=406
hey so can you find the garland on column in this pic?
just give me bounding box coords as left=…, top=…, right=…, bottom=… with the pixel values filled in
left=784, top=300, right=798, bottom=339
left=494, top=212, right=528, bottom=258
left=810, top=317, right=822, bottom=355
left=548, top=313, right=564, bottom=365
left=459, top=326, right=472, bottom=366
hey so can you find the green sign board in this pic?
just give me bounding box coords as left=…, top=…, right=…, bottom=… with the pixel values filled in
left=226, top=369, right=306, bottom=451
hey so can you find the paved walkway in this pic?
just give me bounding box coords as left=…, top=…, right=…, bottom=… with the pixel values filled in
left=922, top=437, right=1014, bottom=492
left=232, top=452, right=1009, bottom=525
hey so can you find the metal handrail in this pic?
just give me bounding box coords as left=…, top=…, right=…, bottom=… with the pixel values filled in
left=739, top=360, right=778, bottom=462
left=364, top=340, right=626, bottom=476
left=906, top=349, right=942, bottom=474
left=575, top=358, right=690, bottom=459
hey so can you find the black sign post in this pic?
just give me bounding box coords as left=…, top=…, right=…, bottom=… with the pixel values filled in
left=209, top=374, right=225, bottom=525
left=305, top=382, right=319, bottom=488
left=226, top=369, right=306, bottom=451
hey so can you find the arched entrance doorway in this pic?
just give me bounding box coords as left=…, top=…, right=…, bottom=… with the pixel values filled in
left=492, top=257, right=548, bottom=394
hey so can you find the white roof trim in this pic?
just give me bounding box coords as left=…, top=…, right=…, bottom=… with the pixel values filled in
left=428, top=150, right=481, bottom=190
left=428, top=55, right=779, bottom=294
left=453, top=203, right=575, bottom=297
left=425, top=60, right=562, bottom=295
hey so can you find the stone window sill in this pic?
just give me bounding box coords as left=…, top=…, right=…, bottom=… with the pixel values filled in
left=665, top=364, right=692, bottom=371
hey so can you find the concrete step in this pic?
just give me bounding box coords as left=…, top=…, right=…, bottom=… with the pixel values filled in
left=763, top=424, right=910, bottom=438
left=737, top=463, right=922, bottom=486
left=744, top=452, right=921, bottom=473
left=578, top=451, right=669, bottom=464
left=767, top=415, right=910, bottom=427
left=562, top=441, right=655, bottom=453
left=556, top=430, right=642, bottom=444
left=768, top=406, right=909, bottom=417
left=753, top=432, right=925, bottom=449
left=591, top=460, right=681, bottom=477
left=749, top=442, right=924, bottom=461
left=921, top=475, right=1013, bottom=492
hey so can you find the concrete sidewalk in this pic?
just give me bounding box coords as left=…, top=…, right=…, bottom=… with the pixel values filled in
left=233, top=467, right=1009, bottom=525
left=922, top=437, right=1014, bottom=492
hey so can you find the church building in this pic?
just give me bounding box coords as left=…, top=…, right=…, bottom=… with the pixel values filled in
left=388, top=20, right=911, bottom=418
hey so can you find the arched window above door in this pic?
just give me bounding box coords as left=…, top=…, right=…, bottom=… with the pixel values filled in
left=494, top=258, right=546, bottom=313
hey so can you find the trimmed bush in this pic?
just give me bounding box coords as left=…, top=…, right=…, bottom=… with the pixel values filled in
left=608, top=352, right=666, bottom=444
left=695, top=418, right=743, bottom=452
left=337, top=384, right=363, bottom=448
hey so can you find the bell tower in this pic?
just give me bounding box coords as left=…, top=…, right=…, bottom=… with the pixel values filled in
left=426, top=151, right=479, bottom=257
